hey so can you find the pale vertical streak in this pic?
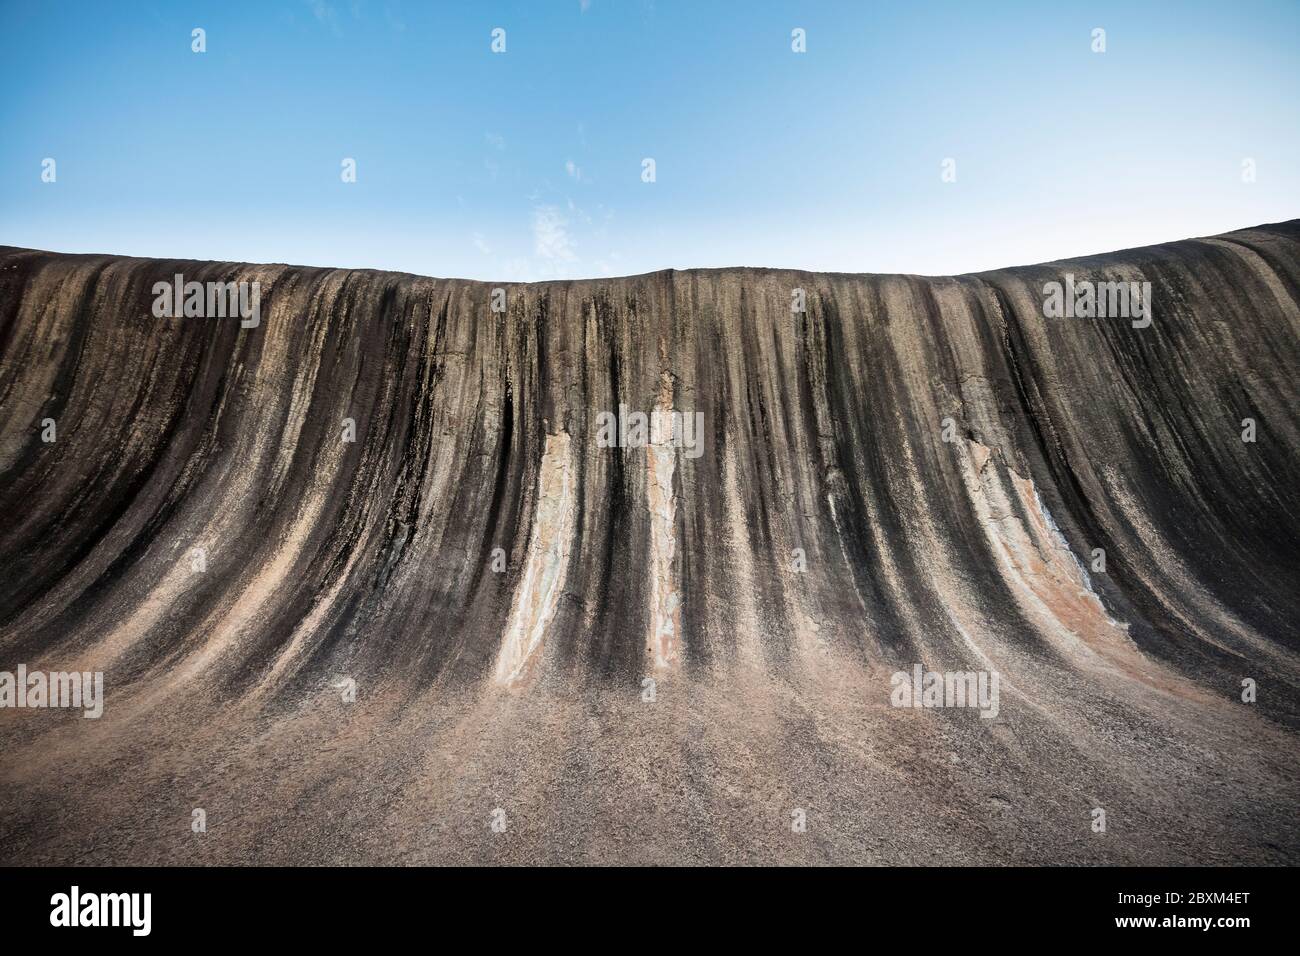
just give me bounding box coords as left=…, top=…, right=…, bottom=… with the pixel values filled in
left=493, top=430, right=576, bottom=687
left=646, top=373, right=681, bottom=670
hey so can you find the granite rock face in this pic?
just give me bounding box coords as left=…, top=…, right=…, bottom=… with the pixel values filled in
left=0, top=222, right=1296, bottom=864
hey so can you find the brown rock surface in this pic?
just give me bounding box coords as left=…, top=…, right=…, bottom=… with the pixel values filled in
left=0, top=221, right=1297, bottom=864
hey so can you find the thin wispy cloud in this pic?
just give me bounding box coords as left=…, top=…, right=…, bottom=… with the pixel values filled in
left=532, top=205, right=576, bottom=262
left=306, top=0, right=342, bottom=36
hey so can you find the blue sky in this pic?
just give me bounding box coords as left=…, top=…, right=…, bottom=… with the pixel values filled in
left=1, top=0, right=1297, bottom=279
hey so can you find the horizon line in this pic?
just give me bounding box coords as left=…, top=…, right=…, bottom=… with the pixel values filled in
left=3, top=216, right=1296, bottom=286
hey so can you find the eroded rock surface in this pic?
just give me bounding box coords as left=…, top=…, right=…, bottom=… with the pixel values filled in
left=0, top=221, right=1296, bottom=864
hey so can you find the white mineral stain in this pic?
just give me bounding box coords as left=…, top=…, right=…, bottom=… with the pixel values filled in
left=494, top=429, right=576, bottom=687
left=647, top=374, right=682, bottom=671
